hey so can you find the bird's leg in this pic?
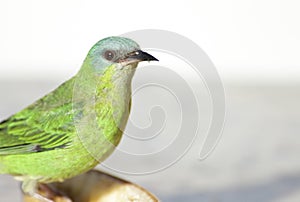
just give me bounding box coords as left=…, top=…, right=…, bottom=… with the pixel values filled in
left=22, top=179, right=73, bottom=202
left=22, top=180, right=53, bottom=202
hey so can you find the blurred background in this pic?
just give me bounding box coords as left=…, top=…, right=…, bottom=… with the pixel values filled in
left=1, top=0, right=300, bottom=201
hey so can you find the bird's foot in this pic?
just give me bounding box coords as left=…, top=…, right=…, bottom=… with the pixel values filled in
left=29, top=192, right=53, bottom=202
left=38, top=183, right=72, bottom=202
left=22, top=180, right=72, bottom=202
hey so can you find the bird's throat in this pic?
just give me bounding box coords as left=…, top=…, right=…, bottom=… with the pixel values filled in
left=95, top=63, right=136, bottom=135
left=72, top=63, right=136, bottom=161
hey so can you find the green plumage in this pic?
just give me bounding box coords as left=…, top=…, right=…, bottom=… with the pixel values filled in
left=0, top=37, right=157, bottom=199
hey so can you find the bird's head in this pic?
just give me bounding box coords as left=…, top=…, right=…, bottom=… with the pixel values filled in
left=85, top=36, right=158, bottom=74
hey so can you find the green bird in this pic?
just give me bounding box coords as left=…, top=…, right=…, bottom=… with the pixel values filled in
left=0, top=36, right=158, bottom=201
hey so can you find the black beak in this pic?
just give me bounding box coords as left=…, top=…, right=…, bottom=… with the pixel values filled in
left=125, top=50, right=159, bottom=62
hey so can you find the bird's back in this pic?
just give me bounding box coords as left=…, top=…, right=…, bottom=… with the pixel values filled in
left=0, top=77, right=83, bottom=179
left=0, top=65, right=133, bottom=181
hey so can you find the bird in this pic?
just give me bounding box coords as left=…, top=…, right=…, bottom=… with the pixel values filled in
left=0, top=36, right=158, bottom=201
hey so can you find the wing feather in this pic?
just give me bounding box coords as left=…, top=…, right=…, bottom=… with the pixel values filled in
left=0, top=78, right=78, bottom=155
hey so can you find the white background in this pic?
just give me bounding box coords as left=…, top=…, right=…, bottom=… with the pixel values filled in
left=1, top=1, right=300, bottom=201
left=0, top=0, right=300, bottom=82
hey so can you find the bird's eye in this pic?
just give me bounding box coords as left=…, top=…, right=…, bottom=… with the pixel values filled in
left=103, top=50, right=115, bottom=61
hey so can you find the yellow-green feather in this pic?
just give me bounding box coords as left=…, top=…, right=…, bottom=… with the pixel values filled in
left=0, top=59, right=135, bottom=182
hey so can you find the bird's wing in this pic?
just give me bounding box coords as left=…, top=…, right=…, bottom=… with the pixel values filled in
left=0, top=79, right=77, bottom=155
